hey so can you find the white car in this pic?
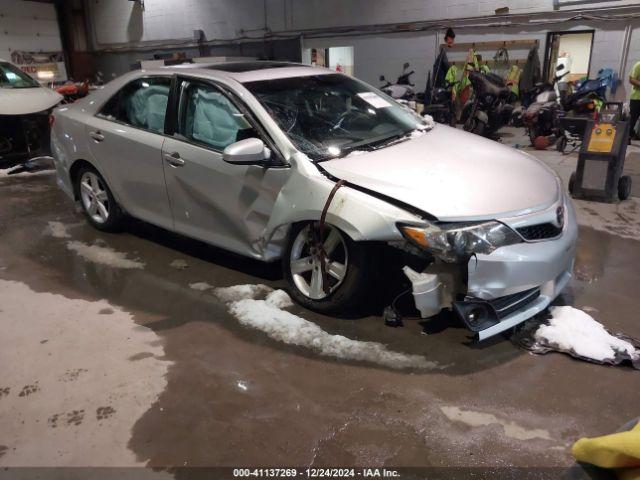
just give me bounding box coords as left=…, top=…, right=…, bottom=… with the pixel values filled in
left=0, top=60, right=62, bottom=169
left=51, top=62, right=577, bottom=341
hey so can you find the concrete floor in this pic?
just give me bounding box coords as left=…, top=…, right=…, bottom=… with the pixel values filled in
left=0, top=131, right=639, bottom=476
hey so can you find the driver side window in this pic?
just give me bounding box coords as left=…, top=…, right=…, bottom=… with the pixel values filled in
left=177, top=80, right=257, bottom=151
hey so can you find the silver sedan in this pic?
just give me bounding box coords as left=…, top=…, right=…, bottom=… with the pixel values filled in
left=51, top=61, right=577, bottom=340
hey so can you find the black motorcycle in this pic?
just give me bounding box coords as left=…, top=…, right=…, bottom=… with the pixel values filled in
left=461, top=71, right=514, bottom=137
left=422, top=81, right=458, bottom=126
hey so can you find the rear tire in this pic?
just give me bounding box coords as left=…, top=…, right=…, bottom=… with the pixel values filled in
left=283, top=223, right=372, bottom=314
left=75, top=166, right=125, bottom=232
left=470, top=119, right=486, bottom=136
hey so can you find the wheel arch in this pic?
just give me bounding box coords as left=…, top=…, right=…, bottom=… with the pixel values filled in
left=68, top=159, right=121, bottom=206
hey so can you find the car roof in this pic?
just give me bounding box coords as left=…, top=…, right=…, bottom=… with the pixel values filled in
left=156, top=61, right=333, bottom=83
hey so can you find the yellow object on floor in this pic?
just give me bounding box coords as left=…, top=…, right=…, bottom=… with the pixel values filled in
left=573, top=420, right=640, bottom=479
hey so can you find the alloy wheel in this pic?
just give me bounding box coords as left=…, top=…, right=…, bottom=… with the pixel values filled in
left=290, top=224, right=348, bottom=300
left=79, top=171, right=110, bottom=224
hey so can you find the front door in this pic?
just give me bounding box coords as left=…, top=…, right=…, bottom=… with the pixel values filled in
left=161, top=78, right=289, bottom=257
left=86, top=76, right=173, bottom=229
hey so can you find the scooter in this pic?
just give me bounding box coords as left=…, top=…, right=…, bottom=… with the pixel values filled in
left=379, top=62, right=416, bottom=106
left=461, top=71, right=514, bottom=137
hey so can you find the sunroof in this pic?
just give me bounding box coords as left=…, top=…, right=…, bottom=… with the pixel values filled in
left=207, top=61, right=301, bottom=72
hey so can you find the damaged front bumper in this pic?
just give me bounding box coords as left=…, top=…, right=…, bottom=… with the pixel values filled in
left=407, top=196, right=578, bottom=341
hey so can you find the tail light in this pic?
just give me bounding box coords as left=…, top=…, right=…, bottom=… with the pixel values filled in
left=49, top=113, right=55, bottom=127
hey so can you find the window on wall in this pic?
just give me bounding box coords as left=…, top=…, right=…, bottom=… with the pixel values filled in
left=302, top=46, right=354, bottom=76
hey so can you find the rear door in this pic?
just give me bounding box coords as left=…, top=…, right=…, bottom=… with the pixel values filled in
left=84, top=76, right=174, bottom=230
left=161, top=77, right=289, bottom=257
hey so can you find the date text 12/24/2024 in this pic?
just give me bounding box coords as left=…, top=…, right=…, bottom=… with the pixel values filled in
left=233, top=469, right=401, bottom=478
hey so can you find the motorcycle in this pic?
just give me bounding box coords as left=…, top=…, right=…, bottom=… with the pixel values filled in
left=422, top=81, right=458, bottom=126
left=524, top=70, right=605, bottom=148
left=379, top=62, right=416, bottom=107
left=461, top=71, right=514, bottom=137
left=55, top=80, right=89, bottom=104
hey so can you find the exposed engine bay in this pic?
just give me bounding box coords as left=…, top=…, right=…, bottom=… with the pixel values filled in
left=0, top=112, right=52, bottom=169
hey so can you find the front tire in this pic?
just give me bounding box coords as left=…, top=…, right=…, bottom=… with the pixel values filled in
left=283, top=223, right=372, bottom=313
left=75, top=166, right=125, bottom=232
left=467, top=117, right=486, bottom=136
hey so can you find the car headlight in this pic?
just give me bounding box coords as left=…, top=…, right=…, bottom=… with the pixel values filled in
left=398, top=221, right=522, bottom=262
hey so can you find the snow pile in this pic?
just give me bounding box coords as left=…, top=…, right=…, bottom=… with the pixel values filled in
left=46, top=221, right=71, bottom=239
left=215, top=283, right=273, bottom=303
left=345, top=150, right=367, bottom=157
left=264, top=289, right=293, bottom=309
left=189, top=282, right=214, bottom=292
left=215, top=284, right=437, bottom=370
left=534, top=306, right=639, bottom=364
left=421, top=114, right=435, bottom=129
left=66, top=241, right=144, bottom=269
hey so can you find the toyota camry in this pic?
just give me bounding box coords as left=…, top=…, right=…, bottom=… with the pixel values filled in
left=51, top=61, right=577, bottom=341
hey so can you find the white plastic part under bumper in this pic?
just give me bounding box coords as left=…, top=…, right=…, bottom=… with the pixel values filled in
left=467, top=197, right=578, bottom=341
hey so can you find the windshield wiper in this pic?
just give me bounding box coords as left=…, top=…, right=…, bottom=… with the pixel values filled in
left=314, top=128, right=424, bottom=162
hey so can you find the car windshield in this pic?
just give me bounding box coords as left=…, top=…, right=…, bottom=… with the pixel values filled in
left=244, top=73, right=429, bottom=161
left=0, top=62, right=40, bottom=89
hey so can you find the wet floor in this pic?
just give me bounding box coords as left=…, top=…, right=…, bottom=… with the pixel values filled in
left=0, top=165, right=639, bottom=473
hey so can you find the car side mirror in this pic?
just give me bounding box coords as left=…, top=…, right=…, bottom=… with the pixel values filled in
left=223, top=138, right=272, bottom=166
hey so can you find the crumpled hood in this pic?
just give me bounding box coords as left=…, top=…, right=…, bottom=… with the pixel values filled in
left=0, top=86, right=62, bottom=115
left=321, top=125, right=560, bottom=221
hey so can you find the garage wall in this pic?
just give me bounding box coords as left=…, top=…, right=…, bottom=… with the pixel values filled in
left=87, top=0, right=270, bottom=47
left=0, top=0, right=62, bottom=63
left=267, top=0, right=640, bottom=30
left=84, top=0, right=640, bottom=100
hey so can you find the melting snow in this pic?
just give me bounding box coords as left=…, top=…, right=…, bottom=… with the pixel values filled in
left=46, top=221, right=71, bottom=239
left=215, top=284, right=273, bottom=303
left=66, top=241, right=144, bottom=270
left=169, top=259, right=189, bottom=270
left=440, top=406, right=552, bottom=441
left=535, top=306, right=638, bottom=363
left=265, top=289, right=294, bottom=309
left=215, top=284, right=437, bottom=370
left=189, top=282, right=214, bottom=291
left=0, top=279, right=169, bottom=465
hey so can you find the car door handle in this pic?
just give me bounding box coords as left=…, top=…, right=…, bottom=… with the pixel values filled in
left=163, top=152, right=185, bottom=167
left=89, top=130, right=104, bottom=142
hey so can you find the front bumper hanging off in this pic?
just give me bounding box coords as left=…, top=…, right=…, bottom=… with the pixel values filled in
left=455, top=267, right=572, bottom=341
left=407, top=198, right=578, bottom=341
